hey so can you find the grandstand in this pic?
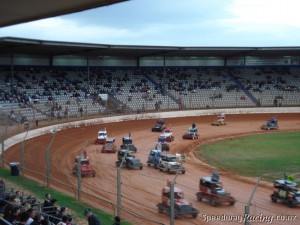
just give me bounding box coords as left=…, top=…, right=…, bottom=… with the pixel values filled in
left=0, top=43, right=299, bottom=123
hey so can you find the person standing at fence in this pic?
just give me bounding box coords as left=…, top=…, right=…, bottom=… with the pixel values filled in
left=83, top=208, right=101, bottom=225
left=112, top=216, right=121, bottom=225
left=43, top=193, right=51, bottom=212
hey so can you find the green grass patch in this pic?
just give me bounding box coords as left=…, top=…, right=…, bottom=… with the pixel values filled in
left=198, top=132, right=300, bottom=181
left=0, top=168, right=131, bottom=225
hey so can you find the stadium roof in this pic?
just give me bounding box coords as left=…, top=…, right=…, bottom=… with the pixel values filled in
left=1, top=1, right=300, bottom=59
left=0, top=0, right=128, bottom=28
left=1, top=37, right=300, bottom=59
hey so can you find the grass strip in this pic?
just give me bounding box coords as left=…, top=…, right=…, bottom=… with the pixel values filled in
left=0, top=168, right=131, bottom=225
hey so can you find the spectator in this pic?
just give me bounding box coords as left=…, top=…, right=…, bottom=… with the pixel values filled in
left=64, top=107, right=70, bottom=119
left=79, top=107, right=83, bottom=117
left=43, top=194, right=51, bottom=213
left=15, top=191, right=22, bottom=202
left=10, top=194, right=21, bottom=205
left=84, top=208, right=101, bottom=225
left=23, top=203, right=31, bottom=212
left=31, top=213, right=45, bottom=225
left=66, top=215, right=72, bottom=225
left=25, top=208, right=37, bottom=225
left=7, top=205, right=21, bottom=224
left=56, top=206, right=67, bottom=219
left=57, top=215, right=68, bottom=225
left=48, top=199, right=59, bottom=223
left=3, top=203, right=14, bottom=221
left=0, top=199, right=6, bottom=216
left=112, top=216, right=121, bottom=225
left=14, top=211, right=30, bottom=225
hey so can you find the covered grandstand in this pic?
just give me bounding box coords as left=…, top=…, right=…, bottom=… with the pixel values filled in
left=0, top=37, right=299, bottom=123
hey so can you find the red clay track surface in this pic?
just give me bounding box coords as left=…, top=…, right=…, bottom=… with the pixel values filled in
left=5, top=113, right=300, bottom=225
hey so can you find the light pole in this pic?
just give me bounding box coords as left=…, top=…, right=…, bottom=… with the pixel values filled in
left=170, top=160, right=184, bottom=225
left=117, top=149, right=128, bottom=218
left=244, top=177, right=261, bottom=225
left=77, top=155, right=82, bottom=201
left=46, top=129, right=57, bottom=188
left=21, top=125, right=30, bottom=176
left=0, top=115, right=8, bottom=168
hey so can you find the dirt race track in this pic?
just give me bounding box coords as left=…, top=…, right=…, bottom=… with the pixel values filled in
left=5, top=113, right=300, bottom=225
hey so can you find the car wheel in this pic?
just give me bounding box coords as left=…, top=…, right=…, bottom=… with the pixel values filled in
left=158, top=206, right=163, bottom=213
left=197, top=193, right=203, bottom=201
left=229, top=198, right=235, bottom=205
left=287, top=200, right=294, bottom=208
left=210, top=197, right=217, bottom=206
left=271, top=195, right=277, bottom=203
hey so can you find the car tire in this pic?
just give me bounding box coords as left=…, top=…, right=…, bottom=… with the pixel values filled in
left=158, top=206, right=163, bottom=213
left=210, top=197, right=217, bottom=206
left=287, top=200, right=294, bottom=208
left=192, top=212, right=198, bottom=218
left=271, top=195, right=277, bottom=203
left=197, top=193, right=203, bottom=201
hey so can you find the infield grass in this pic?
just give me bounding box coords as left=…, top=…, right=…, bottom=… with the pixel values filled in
left=198, top=131, right=300, bottom=181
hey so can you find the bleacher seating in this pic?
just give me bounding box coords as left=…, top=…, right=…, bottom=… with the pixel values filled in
left=0, top=66, right=299, bottom=123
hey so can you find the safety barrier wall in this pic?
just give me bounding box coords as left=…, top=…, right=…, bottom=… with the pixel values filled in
left=3, top=107, right=300, bottom=151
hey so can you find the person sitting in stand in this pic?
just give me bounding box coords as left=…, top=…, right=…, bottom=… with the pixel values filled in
left=57, top=215, right=69, bottom=225
left=57, top=206, right=67, bottom=220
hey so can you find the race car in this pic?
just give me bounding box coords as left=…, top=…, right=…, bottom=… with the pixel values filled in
left=95, top=128, right=107, bottom=144
left=152, top=119, right=166, bottom=132
left=261, top=116, right=279, bottom=130
left=182, top=123, right=199, bottom=140
left=161, top=127, right=174, bottom=142
left=211, top=113, right=226, bottom=126
left=157, top=135, right=170, bottom=151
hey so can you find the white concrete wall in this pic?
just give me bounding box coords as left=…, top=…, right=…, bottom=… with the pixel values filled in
left=3, top=107, right=300, bottom=151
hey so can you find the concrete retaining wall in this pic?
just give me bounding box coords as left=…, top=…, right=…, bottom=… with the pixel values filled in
left=3, top=107, right=300, bottom=151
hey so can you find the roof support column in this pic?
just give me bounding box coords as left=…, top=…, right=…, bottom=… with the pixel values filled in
left=86, top=53, right=90, bottom=93
left=10, top=51, right=14, bottom=97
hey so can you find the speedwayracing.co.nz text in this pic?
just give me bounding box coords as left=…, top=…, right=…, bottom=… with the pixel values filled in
left=202, top=213, right=297, bottom=224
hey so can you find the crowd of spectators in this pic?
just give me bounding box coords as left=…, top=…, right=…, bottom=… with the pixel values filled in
left=0, top=180, right=73, bottom=225
left=1, top=66, right=300, bottom=120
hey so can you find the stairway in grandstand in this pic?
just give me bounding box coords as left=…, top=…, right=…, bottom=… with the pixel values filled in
left=227, top=72, right=260, bottom=106
left=143, top=74, right=180, bottom=106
